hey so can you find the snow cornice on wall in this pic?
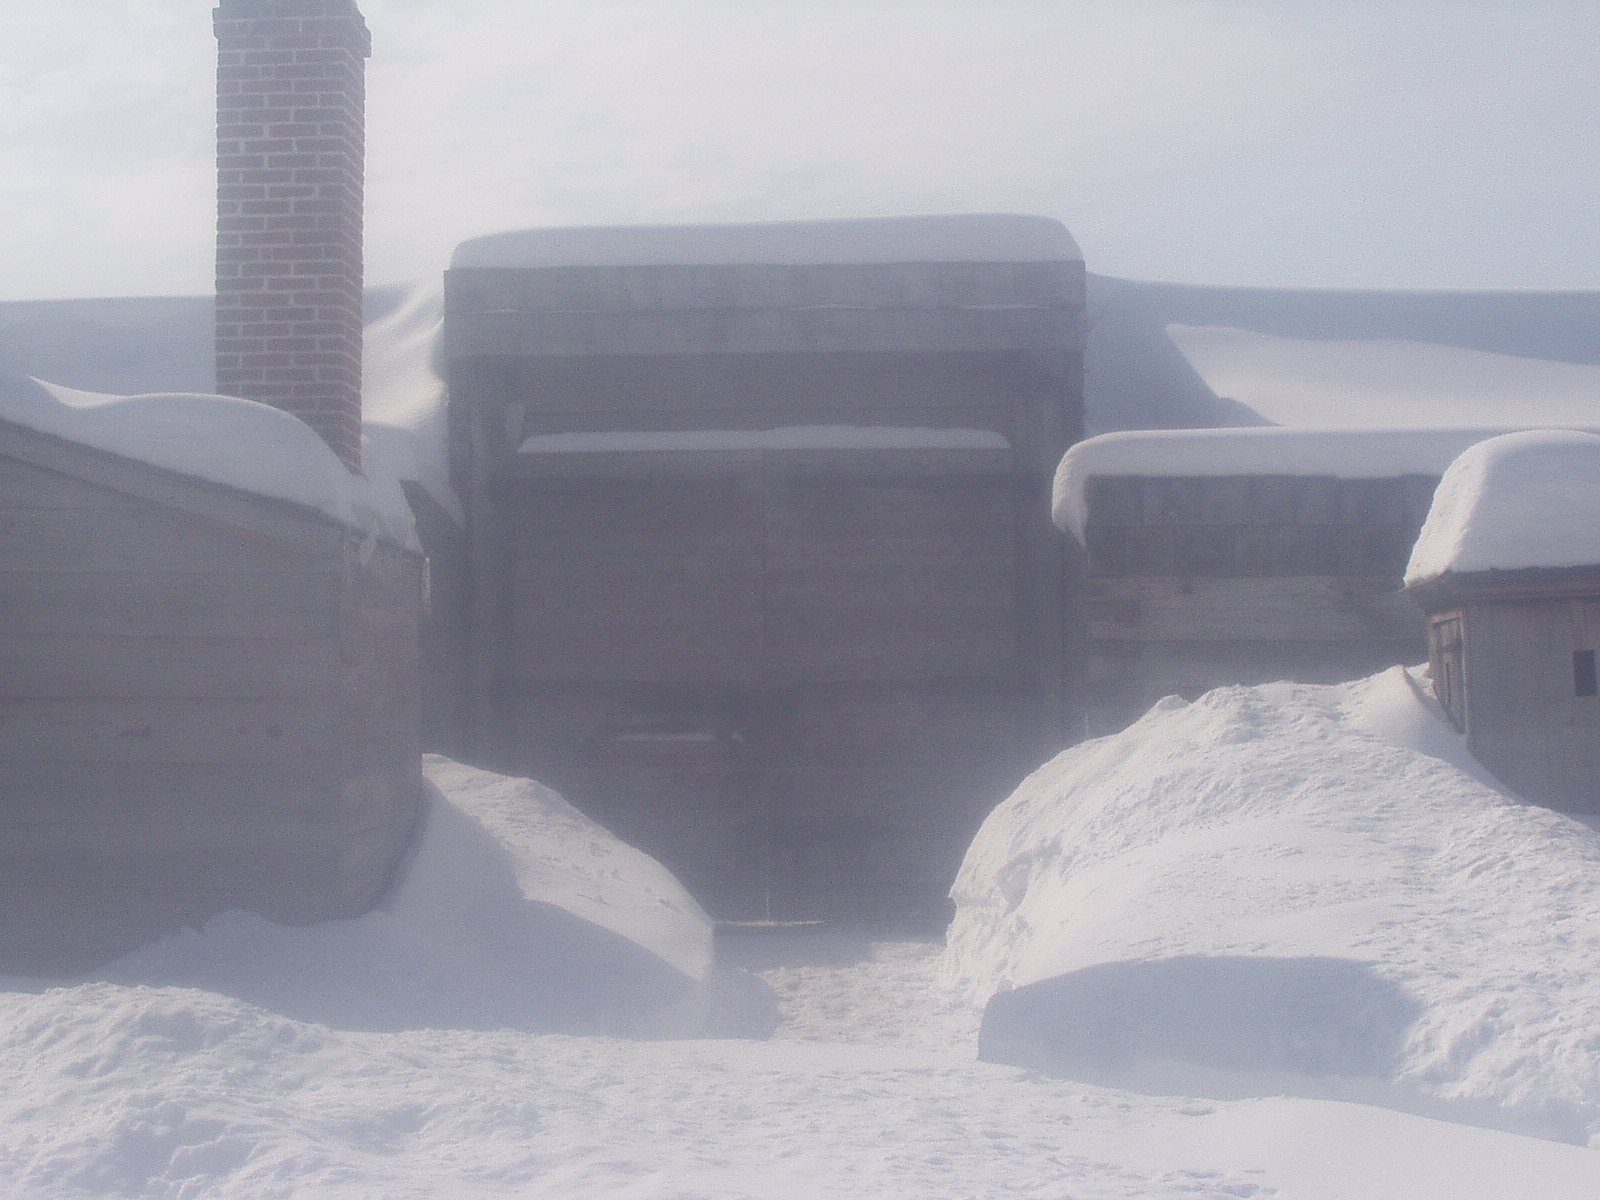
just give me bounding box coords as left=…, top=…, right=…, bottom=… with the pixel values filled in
left=0, top=373, right=417, bottom=551
left=451, top=214, right=1083, bottom=270
left=1052, top=427, right=1521, bottom=543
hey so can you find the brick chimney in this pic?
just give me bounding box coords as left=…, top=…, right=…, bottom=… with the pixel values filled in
left=214, top=0, right=370, bottom=470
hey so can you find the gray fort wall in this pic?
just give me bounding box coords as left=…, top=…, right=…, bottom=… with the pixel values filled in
left=443, top=232, right=1086, bottom=919
left=0, top=419, right=423, bottom=971
left=1078, top=472, right=1439, bottom=735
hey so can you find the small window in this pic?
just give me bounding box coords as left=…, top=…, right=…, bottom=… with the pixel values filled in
left=1575, top=650, right=1597, bottom=698
left=1429, top=615, right=1467, bottom=731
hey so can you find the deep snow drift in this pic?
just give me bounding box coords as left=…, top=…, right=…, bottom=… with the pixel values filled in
left=946, top=666, right=1600, bottom=1146
left=6, top=693, right=1600, bottom=1196
left=1406, top=429, right=1600, bottom=583
left=99, top=755, right=752, bottom=1039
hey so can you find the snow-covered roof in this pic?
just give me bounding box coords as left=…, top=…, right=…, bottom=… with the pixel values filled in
left=1052, top=427, right=1509, bottom=541
left=0, top=373, right=417, bottom=550
left=1166, top=324, right=1600, bottom=431
left=1405, top=430, right=1600, bottom=586
left=452, top=214, right=1081, bottom=270
left=519, top=426, right=1010, bottom=455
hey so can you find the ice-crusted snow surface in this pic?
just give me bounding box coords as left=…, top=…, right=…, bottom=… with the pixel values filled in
left=1167, top=323, right=1600, bottom=430
left=451, top=213, right=1082, bottom=269
left=945, top=666, right=1600, bottom=1147
left=0, top=372, right=418, bottom=549
left=1052, top=427, right=1500, bottom=539
left=1405, top=430, right=1600, bottom=584
left=520, top=425, right=1009, bottom=455
left=6, top=714, right=1600, bottom=1195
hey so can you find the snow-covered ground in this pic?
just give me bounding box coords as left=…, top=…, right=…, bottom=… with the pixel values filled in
left=5, top=675, right=1600, bottom=1197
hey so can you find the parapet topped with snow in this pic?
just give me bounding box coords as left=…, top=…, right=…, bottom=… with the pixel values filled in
left=1052, top=427, right=1511, bottom=542
left=451, top=214, right=1082, bottom=270
left=1405, top=430, right=1600, bottom=586
left=519, top=425, right=1011, bottom=455
left=0, top=373, right=417, bottom=550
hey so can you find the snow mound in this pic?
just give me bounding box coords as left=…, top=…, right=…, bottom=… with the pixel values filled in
left=1167, top=323, right=1600, bottom=430
left=361, top=279, right=463, bottom=525
left=0, top=372, right=417, bottom=549
left=452, top=213, right=1081, bottom=269
left=945, top=667, right=1600, bottom=1145
left=1052, top=427, right=1497, bottom=540
left=104, top=756, right=766, bottom=1039
left=1406, top=429, right=1600, bottom=584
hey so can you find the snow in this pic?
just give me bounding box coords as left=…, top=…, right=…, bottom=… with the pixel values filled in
left=1406, top=430, right=1600, bottom=584
left=0, top=372, right=418, bottom=550
left=945, top=666, right=1600, bottom=1148
left=97, top=756, right=738, bottom=1039
left=417, top=756, right=713, bottom=983
left=5, top=692, right=1600, bottom=1194
left=1167, top=323, right=1600, bottom=430
left=1052, top=426, right=1502, bottom=540
left=451, top=213, right=1082, bottom=270
left=360, top=279, right=464, bottom=525
left=520, top=425, right=1010, bottom=455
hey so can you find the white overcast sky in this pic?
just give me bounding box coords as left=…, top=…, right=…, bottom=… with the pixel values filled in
left=2, top=1, right=1597, bottom=300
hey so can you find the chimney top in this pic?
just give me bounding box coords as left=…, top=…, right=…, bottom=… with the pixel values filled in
left=215, top=0, right=365, bottom=15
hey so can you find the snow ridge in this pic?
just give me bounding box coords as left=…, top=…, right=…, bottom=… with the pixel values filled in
left=946, top=667, right=1600, bottom=1146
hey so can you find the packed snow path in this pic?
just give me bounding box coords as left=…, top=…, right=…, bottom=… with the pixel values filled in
left=717, top=925, right=981, bottom=1054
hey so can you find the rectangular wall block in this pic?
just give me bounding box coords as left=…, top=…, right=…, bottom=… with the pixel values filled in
left=214, top=0, right=370, bottom=468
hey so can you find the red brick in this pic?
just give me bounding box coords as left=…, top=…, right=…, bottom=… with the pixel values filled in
left=215, top=1, right=369, bottom=471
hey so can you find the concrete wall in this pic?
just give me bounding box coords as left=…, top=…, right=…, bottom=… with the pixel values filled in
left=0, top=425, right=422, bottom=971
left=1078, top=473, right=1438, bottom=734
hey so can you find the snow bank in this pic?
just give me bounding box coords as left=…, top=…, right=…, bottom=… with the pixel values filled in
left=1406, top=430, right=1600, bottom=584
left=103, top=756, right=763, bottom=1039
left=360, top=279, right=464, bottom=525
left=11, top=983, right=1598, bottom=1200
left=945, top=667, right=1600, bottom=1145
left=1052, top=427, right=1497, bottom=540
left=8, top=753, right=1600, bottom=1194
left=519, top=425, right=1009, bottom=455
left=452, top=213, right=1081, bottom=269
left=1167, top=323, right=1600, bottom=430
left=0, top=372, right=417, bottom=549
